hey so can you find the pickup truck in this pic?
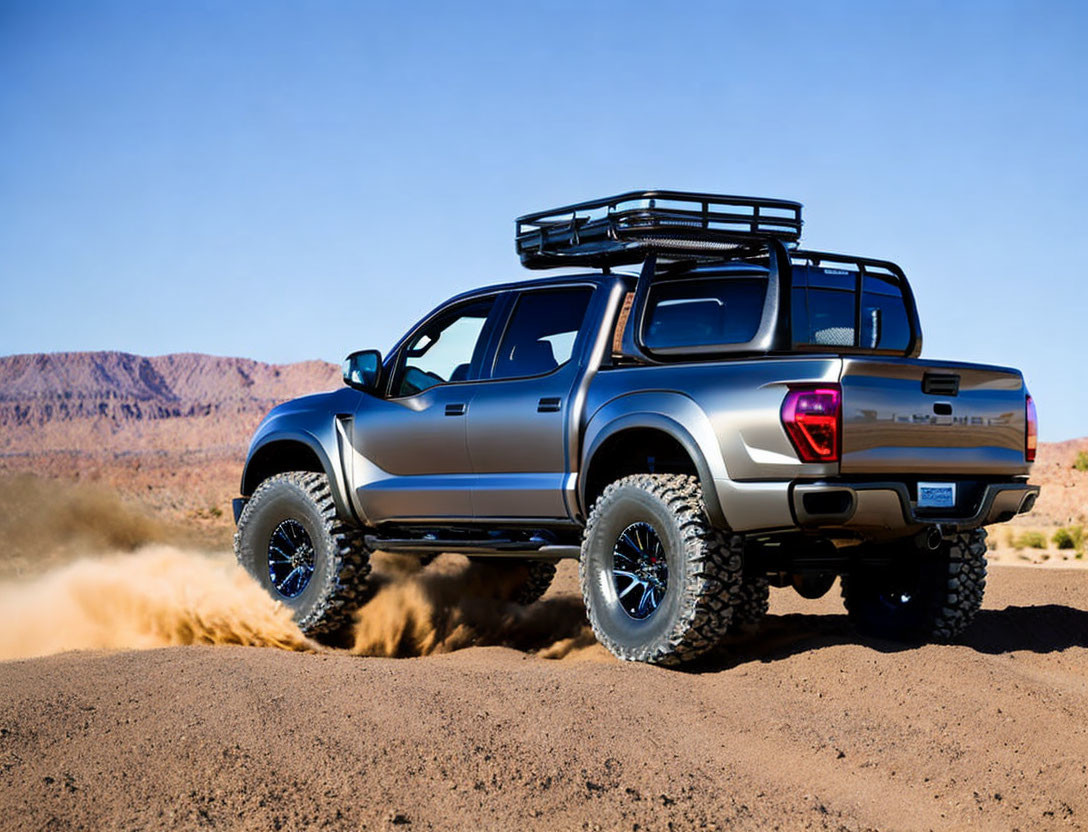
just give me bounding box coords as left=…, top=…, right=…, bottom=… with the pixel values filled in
left=233, top=191, right=1039, bottom=665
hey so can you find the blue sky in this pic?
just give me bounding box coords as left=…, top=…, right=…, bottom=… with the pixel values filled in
left=1, top=1, right=1085, bottom=439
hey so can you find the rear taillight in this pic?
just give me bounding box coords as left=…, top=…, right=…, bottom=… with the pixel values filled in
left=1026, top=395, right=1037, bottom=462
left=781, top=386, right=841, bottom=463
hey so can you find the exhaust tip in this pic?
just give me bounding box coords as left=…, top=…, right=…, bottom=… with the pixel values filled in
left=926, top=527, right=944, bottom=550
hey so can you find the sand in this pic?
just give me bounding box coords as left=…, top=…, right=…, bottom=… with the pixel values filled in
left=1, top=560, right=1085, bottom=831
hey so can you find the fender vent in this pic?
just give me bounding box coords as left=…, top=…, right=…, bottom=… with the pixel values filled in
left=922, top=373, right=959, bottom=396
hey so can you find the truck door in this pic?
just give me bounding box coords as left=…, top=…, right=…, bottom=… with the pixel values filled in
left=350, top=296, right=501, bottom=523
left=466, top=285, right=596, bottom=519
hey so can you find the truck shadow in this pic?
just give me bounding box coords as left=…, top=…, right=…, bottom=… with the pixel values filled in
left=694, top=604, right=1088, bottom=671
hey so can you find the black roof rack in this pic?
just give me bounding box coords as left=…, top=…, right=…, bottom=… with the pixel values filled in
left=516, top=190, right=803, bottom=270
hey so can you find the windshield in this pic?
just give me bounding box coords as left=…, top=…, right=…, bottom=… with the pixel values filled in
left=642, top=276, right=768, bottom=350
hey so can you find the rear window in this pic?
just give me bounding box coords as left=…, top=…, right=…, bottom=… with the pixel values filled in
left=791, top=266, right=911, bottom=351
left=643, top=276, right=768, bottom=350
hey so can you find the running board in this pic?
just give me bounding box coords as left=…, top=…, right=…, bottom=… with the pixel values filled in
left=364, top=536, right=579, bottom=560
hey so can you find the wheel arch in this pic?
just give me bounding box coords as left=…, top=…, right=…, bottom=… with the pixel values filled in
left=580, top=410, right=726, bottom=528
left=241, top=432, right=357, bottom=525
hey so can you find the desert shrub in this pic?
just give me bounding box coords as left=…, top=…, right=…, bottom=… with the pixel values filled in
left=1074, top=451, right=1088, bottom=472
left=1014, top=531, right=1047, bottom=550
left=1052, top=525, right=1085, bottom=551
left=1052, top=528, right=1075, bottom=549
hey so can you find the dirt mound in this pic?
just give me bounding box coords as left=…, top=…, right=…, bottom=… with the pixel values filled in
left=0, top=564, right=1084, bottom=831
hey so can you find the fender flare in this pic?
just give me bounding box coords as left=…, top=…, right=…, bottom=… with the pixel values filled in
left=241, top=428, right=358, bottom=525
left=580, top=402, right=729, bottom=528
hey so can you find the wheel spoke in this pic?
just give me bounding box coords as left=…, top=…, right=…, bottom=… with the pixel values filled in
left=619, top=532, right=645, bottom=558
left=613, top=548, right=639, bottom=567
left=636, top=583, right=656, bottom=616
left=615, top=573, right=642, bottom=599
left=268, top=544, right=293, bottom=563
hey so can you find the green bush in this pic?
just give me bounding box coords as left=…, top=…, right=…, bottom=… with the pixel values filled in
left=1074, top=451, right=1088, bottom=472
left=1052, top=525, right=1085, bottom=551
left=1014, top=531, right=1047, bottom=550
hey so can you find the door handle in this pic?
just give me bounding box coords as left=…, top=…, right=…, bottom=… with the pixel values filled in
left=445, top=403, right=467, bottom=416
left=537, top=397, right=562, bottom=413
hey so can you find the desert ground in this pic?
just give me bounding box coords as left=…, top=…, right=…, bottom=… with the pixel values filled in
left=0, top=555, right=1086, bottom=831
left=1, top=351, right=1086, bottom=830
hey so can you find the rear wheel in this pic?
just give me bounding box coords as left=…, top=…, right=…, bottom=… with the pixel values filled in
left=842, top=529, right=987, bottom=641
left=580, top=474, right=743, bottom=665
left=234, top=472, right=371, bottom=635
left=731, top=575, right=770, bottom=630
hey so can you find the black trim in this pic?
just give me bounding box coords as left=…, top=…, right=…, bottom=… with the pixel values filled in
left=789, top=249, right=923, bottom=359
left=516, top=190, right=802, bottom=270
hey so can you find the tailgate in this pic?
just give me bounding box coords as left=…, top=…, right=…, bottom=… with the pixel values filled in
left=839, top=358, right=1030, bottom=475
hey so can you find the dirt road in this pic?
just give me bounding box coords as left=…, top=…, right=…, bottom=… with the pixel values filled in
left=1, top=563, right=1086, bottom=831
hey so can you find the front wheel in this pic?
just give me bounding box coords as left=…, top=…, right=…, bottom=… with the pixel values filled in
left=234, top=472, right=372, bottom=635
left=580, top=474, right=743, bottom=666
left=842, top=529, right=987, bottom=641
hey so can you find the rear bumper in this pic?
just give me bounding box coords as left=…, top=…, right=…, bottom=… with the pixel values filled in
left=790, top=480, right=1040, bottom=534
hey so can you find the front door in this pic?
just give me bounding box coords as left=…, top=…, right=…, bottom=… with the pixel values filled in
left=351, top=296, right=499, bottom=523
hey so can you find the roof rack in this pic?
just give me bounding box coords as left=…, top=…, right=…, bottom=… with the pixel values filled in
left=516, top=190, right=803, bottom=270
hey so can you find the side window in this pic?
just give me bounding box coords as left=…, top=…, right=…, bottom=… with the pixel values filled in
left=394, top=298, right=494, bottom=397
left=491, top=287, right=594, bottom=380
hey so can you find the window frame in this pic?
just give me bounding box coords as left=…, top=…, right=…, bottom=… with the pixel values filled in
left=385, top=293, right=505, bottom=399
left=486, top=284, right=598, bottom=383
left=786, top=253, right=922, bottom=358
left=641, top=274, right=771, bottom=351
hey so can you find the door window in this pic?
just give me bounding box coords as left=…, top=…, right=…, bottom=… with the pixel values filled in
left=491, top=287, right=594, bottom=380
left=394, top=298, right=495, bottom=396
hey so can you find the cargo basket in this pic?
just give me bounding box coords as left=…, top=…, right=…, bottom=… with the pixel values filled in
left=516, top=190, right=802, bottom=270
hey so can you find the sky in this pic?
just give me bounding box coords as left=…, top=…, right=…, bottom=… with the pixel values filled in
left=1, top=1, right=1086, bottom=440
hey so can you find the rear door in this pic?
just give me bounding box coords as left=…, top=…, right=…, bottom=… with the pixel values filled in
left=839, top=357, right=1030, bottom=476
left=466, top=284, right=597, bottom=519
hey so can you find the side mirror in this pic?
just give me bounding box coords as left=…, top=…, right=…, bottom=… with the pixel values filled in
left=342, top=349, right=382, bottom=393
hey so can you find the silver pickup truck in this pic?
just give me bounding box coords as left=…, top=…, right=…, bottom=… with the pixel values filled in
left=234, top=191, right=1039, bottom=665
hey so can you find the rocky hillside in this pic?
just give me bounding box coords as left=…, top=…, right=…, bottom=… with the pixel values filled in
left=0, top=352, right=341, bottom=455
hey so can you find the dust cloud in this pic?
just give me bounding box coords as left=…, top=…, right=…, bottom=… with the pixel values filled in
left=348, top=554, right=597, bottom=658
left=0, top=474, right=170, bottom=579
left=0, top=547, right=598, bottom=662
left=0, top=547, right=313, bottom=660
left=0, top=474, right=598, bottom=661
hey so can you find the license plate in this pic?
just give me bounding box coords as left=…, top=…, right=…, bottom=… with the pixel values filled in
left=917, top=482, right=956, bottom=509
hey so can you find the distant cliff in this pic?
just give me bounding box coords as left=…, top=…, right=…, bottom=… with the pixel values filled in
left=0, top=352, right=340, bottom=455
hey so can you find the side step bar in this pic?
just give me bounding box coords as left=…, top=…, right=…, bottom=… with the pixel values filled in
left=363, top=534, right=580, bottom=560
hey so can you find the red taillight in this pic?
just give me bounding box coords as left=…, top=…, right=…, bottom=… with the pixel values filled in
left=781, top=386, right=841, bottom=463
left=1026, top=395, right=1037, bottom=462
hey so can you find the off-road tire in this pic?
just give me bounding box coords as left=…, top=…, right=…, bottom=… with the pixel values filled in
left=580, top=474, right=743, bottom=666
left=842, top=529, right=987, bottom=642
left=731, top=576, right=771, bottom=630
left=467, top=558, right=557, bottom=606
left=234, top=471, right=371, bottom=635
left=515, top=560, right=557, bottom=605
